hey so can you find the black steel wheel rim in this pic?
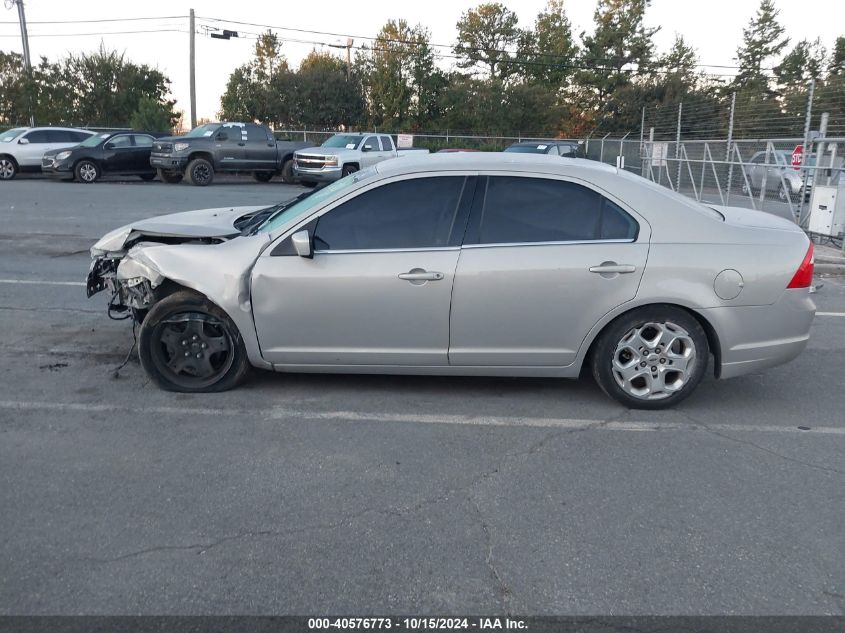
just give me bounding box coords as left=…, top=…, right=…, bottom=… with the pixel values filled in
left=150, top=312, right=234, bottom=388
left=192, top=163, right=211, bottom=184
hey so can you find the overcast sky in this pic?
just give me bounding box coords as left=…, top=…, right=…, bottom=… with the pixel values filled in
left=1, top=0, right=842, bottom=122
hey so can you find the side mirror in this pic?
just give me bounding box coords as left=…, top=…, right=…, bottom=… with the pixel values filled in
left=291, top=229, right=313, bottom=258
left=216, top=132, right=229, bottom=141
left=18, top=137, right=29, bottom=145
left=104, top=142, right=114, bottom=150
left=362, top=144, right=372, bottom=152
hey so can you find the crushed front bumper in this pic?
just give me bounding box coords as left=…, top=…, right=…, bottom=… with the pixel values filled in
left=87, top=256, right=154, bottom=311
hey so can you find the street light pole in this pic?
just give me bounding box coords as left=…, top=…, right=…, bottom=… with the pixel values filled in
left=8, top=0, right=34, bottom=125
left=189, top=8, right=197, bottom=130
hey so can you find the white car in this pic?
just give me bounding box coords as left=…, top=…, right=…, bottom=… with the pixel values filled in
left=0, top=126, right=96, bottom=180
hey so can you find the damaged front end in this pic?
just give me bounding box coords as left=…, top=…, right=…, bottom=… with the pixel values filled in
left=88, top=245, right=168, bottom=319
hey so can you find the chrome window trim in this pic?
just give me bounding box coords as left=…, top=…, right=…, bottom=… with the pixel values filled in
left=461, top=238, right=636, bottom=249
left=313, top=246, right=461, bottom=255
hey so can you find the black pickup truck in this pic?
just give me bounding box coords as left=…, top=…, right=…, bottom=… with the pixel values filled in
left=150, top=122, right=309, bottom=186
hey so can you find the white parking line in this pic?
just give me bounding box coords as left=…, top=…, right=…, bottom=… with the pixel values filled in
left=0, top=399, right=843, bottom=436
left=816, top=311, right=845, bottom=317
left=0, top=279, right=85, bottom=287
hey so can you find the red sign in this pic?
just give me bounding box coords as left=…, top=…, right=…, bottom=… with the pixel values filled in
left=791, top=145, right=803, bottom=170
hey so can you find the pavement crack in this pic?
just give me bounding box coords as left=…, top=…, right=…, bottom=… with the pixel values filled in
left=469, top=496, right=512, bottom=612
left=681, top=411, right=845, bottom=477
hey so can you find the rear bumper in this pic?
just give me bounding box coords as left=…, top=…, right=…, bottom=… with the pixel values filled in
left=700, top=288, right=816, bottom=379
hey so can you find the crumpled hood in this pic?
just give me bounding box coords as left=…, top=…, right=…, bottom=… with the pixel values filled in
left=91, top=205, right=266, bottom=255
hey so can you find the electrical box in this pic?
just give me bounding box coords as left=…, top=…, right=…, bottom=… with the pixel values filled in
left=808, top=184, right=845, bottom=238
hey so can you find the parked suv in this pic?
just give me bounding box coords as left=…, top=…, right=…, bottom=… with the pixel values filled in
left=0, top=126, right=95, bottom=180
left=42, top=131, right=166, bottom=183
left=504, top=139, right=584, bottom=157
left=293, top=133, right=428, bottom=186
left=149, top=122, right=309, bottom=186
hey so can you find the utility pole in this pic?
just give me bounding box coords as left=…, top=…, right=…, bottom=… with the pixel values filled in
left=9, top=0, right=34, bottom=125
left=189, top=8, right=197, bottom=129
left=345, top=38, right=353, bottom=81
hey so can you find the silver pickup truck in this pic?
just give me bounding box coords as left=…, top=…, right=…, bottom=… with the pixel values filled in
left=293, top=132, right=428, bottom=186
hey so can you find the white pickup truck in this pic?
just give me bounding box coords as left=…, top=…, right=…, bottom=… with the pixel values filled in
left=293, top=132, right=428, bottom=186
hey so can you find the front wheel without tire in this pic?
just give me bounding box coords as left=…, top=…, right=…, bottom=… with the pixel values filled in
left=75, top=160, right=100, bottom=183
left=590, top=306, right=709, bottom=410
left=139, top=290, right=249, bottom=392
left=186, top=158, right=214, bottom=186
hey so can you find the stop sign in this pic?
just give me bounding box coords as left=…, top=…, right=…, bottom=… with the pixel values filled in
left=791, top=145, right=803, bottom=170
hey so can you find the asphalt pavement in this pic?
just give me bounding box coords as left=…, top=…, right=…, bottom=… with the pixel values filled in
left=0, top=176, right=843, bottom=615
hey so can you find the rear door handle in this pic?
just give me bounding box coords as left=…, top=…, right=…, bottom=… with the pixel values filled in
left=398, top=269, right=444, bottom=282
left=589, top=263, right=636, bottom=274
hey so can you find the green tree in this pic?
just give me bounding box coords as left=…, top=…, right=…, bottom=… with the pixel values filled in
left=0, top=51, right=29, bottom=125
left=219, top=31, right=294, bottom=126
left=828, top=36, right=845, bottom=76
left=294, top=50, right=364, bottom=128
left=733, top=0, right=789, bottom=92
left=357, top=20, right=442, bottom=129
left=578, top=0, right=658, bottom=113
left=453, top=3, right=522, bottom=81
left=130, top=95, right=174, bottom=132
left=518, top=0, right=577, bottom=88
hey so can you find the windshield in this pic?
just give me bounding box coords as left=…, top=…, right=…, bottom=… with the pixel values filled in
left=321, top=135, right=364, bottom=149
left=504, top=145, right=547, bottom=154
left=184, top=124, right=222, bottom=138
left=80, top=133, right=110, bottom=148
left=0, top=128, right=26, bottom=143
left=256, top=167, right=377, bottom=234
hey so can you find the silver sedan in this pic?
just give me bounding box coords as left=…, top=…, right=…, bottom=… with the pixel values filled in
left=87, top=153, right=816, bottom=409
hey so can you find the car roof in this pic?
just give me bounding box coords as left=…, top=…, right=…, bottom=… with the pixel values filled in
left=510, top=139, right=579, bottom=146
left=375, top=151, right=614, bottom=177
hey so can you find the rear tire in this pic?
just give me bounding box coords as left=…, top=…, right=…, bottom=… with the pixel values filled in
left=341, top=164, right=358, bottom=177
left=253, top=171, right=274, bottom=183
left=0, top=155, right=17, bottom=180
left=301, top=181, right=318, bottom=188
left=590, top=306, right=709, bottom=410
left=139, top=290, right=249, bottom=393
left=157, top=169, right=183, bottom=184
left=139, top=173, right=156, bottom=181
left=280, top=159, right=295, bottom=184
left=186, top=158, right=214, bottom=186
left=75, top=160, right=100, bottom=183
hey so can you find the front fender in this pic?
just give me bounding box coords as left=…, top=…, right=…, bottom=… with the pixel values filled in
left=128, top=236, right=272, bottom=369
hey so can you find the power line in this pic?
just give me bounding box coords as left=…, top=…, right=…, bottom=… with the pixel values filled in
left=0, top=15, right=187, bottom=24
left=196, top=14, right=774, bottom=75
left=0, top=29, right=188, bottom=37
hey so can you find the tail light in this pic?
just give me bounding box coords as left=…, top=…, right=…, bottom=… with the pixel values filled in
left=787, top=243, right=814, bottom=289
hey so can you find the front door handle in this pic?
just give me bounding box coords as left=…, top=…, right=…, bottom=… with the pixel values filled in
left=589, top=263, right=636, bottom=274
left=398, top=269, right=444, bottom=282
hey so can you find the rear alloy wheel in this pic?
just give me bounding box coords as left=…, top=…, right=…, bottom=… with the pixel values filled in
left=778, top=183, right=793, bottom=202
left=157, top=169, right=183, bottom=184
left=139, top=290, right=249, bottom=392
left=0, top=156, right=17, bottom=180
left=741, top=181, right=752, bottom=196
left=591, top=306, right=708, bottom=409
left=253, top=171, right=274, bottom=183
left=186, top=158, right=214, bottom=186
left=75, top=160, right=100, bottom=183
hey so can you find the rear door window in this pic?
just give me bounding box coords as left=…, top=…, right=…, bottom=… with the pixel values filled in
left=380, top=135, right=395, bottom=151
left=132, top=135, right=154, bottom=147
left=469, top=176, right=637, bottom=244
left=313, top=176, right=466, bottom=251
